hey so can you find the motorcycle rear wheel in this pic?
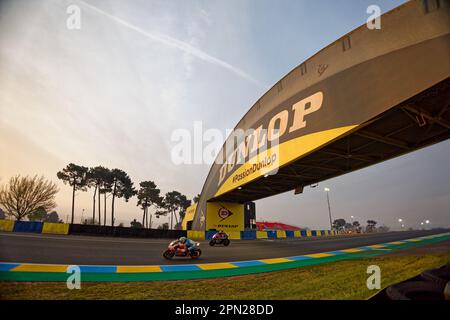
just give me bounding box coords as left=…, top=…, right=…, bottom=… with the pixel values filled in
left=163, top=249, right=175, bottom=260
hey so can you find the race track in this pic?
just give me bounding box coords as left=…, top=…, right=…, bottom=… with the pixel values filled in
left=0, top=229, right=447, bottom=265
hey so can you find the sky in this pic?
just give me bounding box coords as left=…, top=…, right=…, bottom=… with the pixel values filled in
left=0, top=0, right=449, bottom=230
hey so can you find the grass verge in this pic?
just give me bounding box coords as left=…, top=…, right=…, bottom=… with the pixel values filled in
left=1, top=253, right=449, bottom=300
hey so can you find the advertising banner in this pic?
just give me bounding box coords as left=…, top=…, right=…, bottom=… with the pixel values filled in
left=206, top=202, right=244, bottom=232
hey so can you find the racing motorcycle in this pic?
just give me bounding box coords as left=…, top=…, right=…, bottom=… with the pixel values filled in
left=209, top=232, right=230, bottom=246
left=162, top=240, right=202, bottom=260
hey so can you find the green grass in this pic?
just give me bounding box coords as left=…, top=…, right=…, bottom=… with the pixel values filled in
left=1, top=253, right=449, bottom=300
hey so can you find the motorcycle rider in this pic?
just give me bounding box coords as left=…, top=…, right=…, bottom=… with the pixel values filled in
left=177, top=236, right=196, bottom=255
left=216, top=230, right=228, bottom=239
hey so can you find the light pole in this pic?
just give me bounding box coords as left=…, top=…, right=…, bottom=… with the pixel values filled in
left=324, top=187, right=333, bottom=230
left=398, top=218, right=404, bottom=230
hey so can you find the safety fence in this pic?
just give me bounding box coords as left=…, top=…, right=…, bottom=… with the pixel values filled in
left=190, top=229, right=337, bottom=240
left=0, top=219, right=186, bottom=238
left=69, top=224, right=186, bottom=238
left=0, top=219, right=336, bottom=240
left=0, top=220, right=69, bottom=235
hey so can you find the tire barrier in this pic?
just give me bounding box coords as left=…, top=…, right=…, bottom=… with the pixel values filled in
left=1, top=232, right=449, bottom=283
left=240, top=230, right=256, bottom=240
left=276, top=230, right=287, bottom=238
left=256, top=231, right=268, bottom=239
left=192, top=229, right=337, bottom=240
left=13, top=221, right=43, bottom=233
left=267, top=231, right=277, bottom=239
left=70, top=224, right=187, bottom=239
left=0, top=220, right=14, bottom=232
left=0, top=220, right=185, bottom=238
left=420, top=264, right=450, bottom=288
left=205, top=231, right=217, bottom=240
left=285, top=230, right=294, bottom=238
left=187, top=230, right=205, bottom=240
left=371, top=262, right=450, bottom=300
left=42, top=222, right=69, bottom=235
left=386, top=281, right=446, bottom=300
left=227, top=231, right=242, bottom=240
left=0, top=219, right=337, bottom=240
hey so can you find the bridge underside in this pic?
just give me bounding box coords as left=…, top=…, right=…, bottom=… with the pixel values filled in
left=210, top=77, right=450, bottom=203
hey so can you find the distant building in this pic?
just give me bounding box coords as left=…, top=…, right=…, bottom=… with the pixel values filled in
left=256, top=221, right=302, bottom=231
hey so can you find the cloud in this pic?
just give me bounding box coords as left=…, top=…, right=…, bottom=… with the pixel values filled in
left=78, top=0, right=263, bottom=87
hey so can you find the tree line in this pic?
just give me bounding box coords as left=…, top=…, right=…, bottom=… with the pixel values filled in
left=332, top=218, right=389, bottom=233
left=0, top=165, right=193, bottom=229
left=56, top=163, right=192, bottom=229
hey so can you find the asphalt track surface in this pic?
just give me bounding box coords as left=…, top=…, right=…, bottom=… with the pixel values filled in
left=0, top=230, right=447, bottom=265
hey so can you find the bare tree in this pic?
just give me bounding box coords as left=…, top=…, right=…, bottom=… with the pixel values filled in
left=0, top=175, right=59, bottom=221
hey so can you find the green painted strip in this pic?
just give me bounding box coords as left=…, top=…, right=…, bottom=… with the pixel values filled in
left=0, top=234, right=448, bottom=282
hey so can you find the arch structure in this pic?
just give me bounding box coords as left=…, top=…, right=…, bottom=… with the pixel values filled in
left=187, top=0, right=450, bottom=232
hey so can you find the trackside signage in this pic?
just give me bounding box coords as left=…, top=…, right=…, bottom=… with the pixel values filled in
left=206, top=202, right=244, bottom=232
left=213, top=91, right=356, bottom=196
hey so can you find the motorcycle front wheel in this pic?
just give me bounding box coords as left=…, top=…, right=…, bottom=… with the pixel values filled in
left=190, top=249, right=202, bottom=259
left=223, top=239, right=230, bottom=246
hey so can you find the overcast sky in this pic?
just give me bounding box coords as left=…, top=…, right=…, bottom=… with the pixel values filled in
left=1, top=0, right=449, bottom=230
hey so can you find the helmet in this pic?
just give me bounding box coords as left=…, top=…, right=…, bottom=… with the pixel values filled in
left=179, top=237, right=187, bottom=244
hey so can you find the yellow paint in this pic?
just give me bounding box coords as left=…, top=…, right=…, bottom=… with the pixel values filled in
left=12, top=264, right=68, bottom=272
left=0, top=219, right=14, bottom=232
left=227, top=231, right=241, bottom=240
left=368, top=245, right=386, bottom=249
left=259, top=258, right=292, bottom=264
left=340, top=248, right=363, bottom=253
left=294, top=230, right=301, bottom=237
left=305, top=253, right=334, bottom=258
left=214, top=126, right=357, bottom=197
left=187, top=230, right=205, bottom=240
left=206, top=202, right=244, bottom=232
left=316, top=230, right=322, bottom=237
left=182, top=204, right=197, bottom=230
left=116, top=266, right=161, bottom=273
left=197, top=263, right=237, bottom=270
left=405, top=239, right=421, bottom=242
left=276, top=230, right=286, bottom=238
left=42, top=222, right=69, bottom=235
left=256, top=231, right=268, bottom=239
left=306, top=229, right=312, bottom=237
left=387, top=241, right=405, bottom=245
